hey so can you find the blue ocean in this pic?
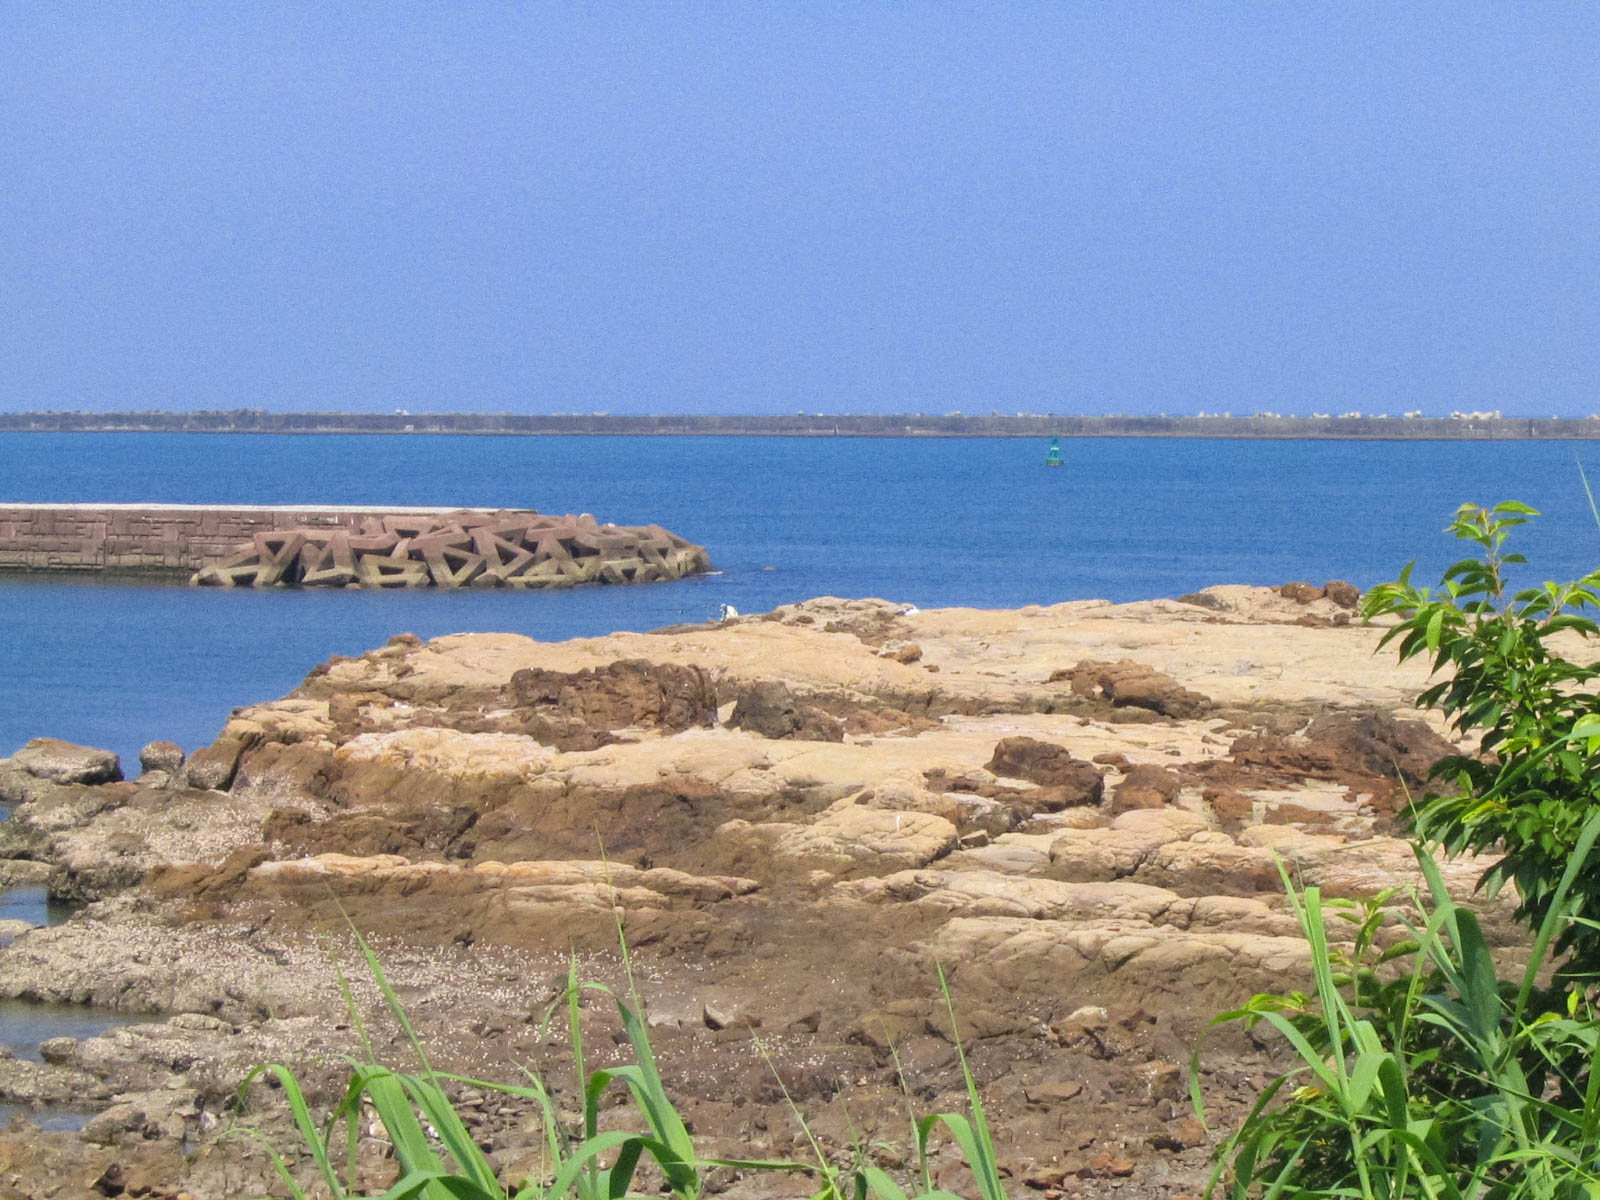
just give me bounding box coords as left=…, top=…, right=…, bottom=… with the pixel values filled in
left=0, top=432, right=1593, bottom=767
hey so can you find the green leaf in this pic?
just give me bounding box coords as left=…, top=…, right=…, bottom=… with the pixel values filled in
left=1425, top=607, right=1446, bottom=652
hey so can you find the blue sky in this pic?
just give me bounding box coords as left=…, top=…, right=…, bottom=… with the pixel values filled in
left=2, top=4, right=1597, bottom=417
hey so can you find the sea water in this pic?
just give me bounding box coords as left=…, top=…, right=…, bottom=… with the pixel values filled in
left=0, top=432, right=1592, bottom=765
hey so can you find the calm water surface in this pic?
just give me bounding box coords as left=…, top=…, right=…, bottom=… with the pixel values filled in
left=0, top=888, right=73, bottom=932
left=0, top=433, right=1593, bottom=764
left=0, top=431, right=1588, bottom=1080
left=0, top=999, right=161, bottom=1130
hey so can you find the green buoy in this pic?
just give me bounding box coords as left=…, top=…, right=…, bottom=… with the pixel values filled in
left=1045, top=436, right=1063, bottom=467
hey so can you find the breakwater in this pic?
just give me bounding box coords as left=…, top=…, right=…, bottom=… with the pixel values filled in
left=0, top=504, right=710, bottom=588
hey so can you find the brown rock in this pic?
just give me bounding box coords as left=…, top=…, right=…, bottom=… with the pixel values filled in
left=1264, top=801, right=1339, bottom=827
left=1108, top=764, right=1180, bottom=813
left=728, top=681, right=844, bottom=742
left=1135, top=1059, right=1185, bottom=1102
left=1067, top=660, right=1212, bottom=719
left=1107, top=706, right=1165, bottom=724
left=1302, top=709, right=1454, bottom=790
left=1222, top=707, right=1454, bottom=812
left=1084, top=1151, right=1135, bottom=1178
left=1022, top=1165, right=1069, bottom=1190
left=841, top=707, right=938, bottom=736
left=510, top=659, right=716, bottom=749
left=1105, top=673, right=1210, bottom=719
left=184, top=738, right=245, bottom=791
left=878, top=641, right=922, bottom=664
left=985, top=738, right=1104, bottom=805
left=1204, top=786, right=1254, bottom=827
left=1324, top=579, right=1362, bottom=609
left=1150, top=1118, right=1207, bottom=1152
left=1280, top=581, right=1325, bottom=604
left=1175, top=589, right=1228, bottom=611
left=1024, top=1079, right=1084, bottom=1105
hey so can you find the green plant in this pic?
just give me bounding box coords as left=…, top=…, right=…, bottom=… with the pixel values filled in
left=1197, top=503, right=1600, bottom=1198
left=236, top=931, right=776, bottom=1200
left=1195, top=808, right=1600, bottom=1200
left=239, top=924, right=1012, bottom=1200
left=857, top=966, right=1008, bottom=1200
left=1362, top=501, right=1600, bottom=973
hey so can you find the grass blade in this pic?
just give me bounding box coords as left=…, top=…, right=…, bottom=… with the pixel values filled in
left=236, top=1062, right=346, bottom=1199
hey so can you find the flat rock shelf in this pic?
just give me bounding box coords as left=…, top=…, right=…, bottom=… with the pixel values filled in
left=0, top=504, right=711, bottom=589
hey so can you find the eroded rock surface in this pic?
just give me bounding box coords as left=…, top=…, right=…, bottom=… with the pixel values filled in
left=0, top=587, right=1510, bottom=1199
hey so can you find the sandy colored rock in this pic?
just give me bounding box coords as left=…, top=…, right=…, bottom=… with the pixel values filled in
left=0, top=588, right=1530, bottom=1200
left=8, top=739, right=122, bottom=786
left=137, top=741, right=185, bottom=777
left=183, top=739, right=245, bottom=790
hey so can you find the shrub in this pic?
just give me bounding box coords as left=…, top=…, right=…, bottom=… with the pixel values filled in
left=1362, top=500, right=1600, bottom=974
left=1197, top=502, right=1600, bottom=1199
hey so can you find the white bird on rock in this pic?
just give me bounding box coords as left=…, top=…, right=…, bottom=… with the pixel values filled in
left=719, top=603, right=740, bottom=621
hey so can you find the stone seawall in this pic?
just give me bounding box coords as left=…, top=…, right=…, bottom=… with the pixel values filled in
left=0, top=504, right=710, bottom=588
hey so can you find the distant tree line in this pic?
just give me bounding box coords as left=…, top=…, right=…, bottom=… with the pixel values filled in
left=3, top=410, right=1599, bottom=439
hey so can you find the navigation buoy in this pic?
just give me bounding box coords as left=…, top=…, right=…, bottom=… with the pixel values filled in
left=1046, top=437, right=1063, bottom=467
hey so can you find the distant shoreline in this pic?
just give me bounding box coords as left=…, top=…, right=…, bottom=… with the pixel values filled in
left=3, top=410, right=1599, bottom=440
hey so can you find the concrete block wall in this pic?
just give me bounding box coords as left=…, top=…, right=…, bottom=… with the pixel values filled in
left=0, top=504, right=491, bottom=577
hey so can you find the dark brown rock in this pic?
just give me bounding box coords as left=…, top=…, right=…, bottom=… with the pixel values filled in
left=1066, top=659, right=1212, bottom=719
left=1084, top=1150, right=1136, bottom=1178
left=890, top=642, right=922, bottom=664
left=510, top=659, right=717, bottom=749
left=728, top=681, right=845, bottom=742
left=840, top=706, right=939, bottom=736
left=1204, top=785, right=1254, bottom=827
left=1108, top=764, right=1181, bottom=813
left=1303, top=709, right=1455, bottom=791
left=1215, top=707, right=1456, bottom=814
left=1106, top=673, right=1210, bottom=718
left=985, top=738, right=1103, bottom=804
left=1024, top=1079, right=1084, bottom=1105
left=1175, top=590, right=1228, bottom=611
left=1323, top=579, right=1362, bottom=609
left=1280, top=581, right=1325, bottom=604
left=1150, top=1117, right=1207, bottom=1152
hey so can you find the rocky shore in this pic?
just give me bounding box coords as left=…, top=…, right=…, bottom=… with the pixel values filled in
left=0, top=585, right=1518, bottom=1199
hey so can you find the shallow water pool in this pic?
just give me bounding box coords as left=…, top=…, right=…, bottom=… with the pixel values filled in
left=0, top=888, right=75, bottom=937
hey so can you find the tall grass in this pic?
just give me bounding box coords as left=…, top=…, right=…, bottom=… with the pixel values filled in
left=1194, top=808, right=1600, bottom=1200
left=238, top=927, right=1013, bottom=1200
